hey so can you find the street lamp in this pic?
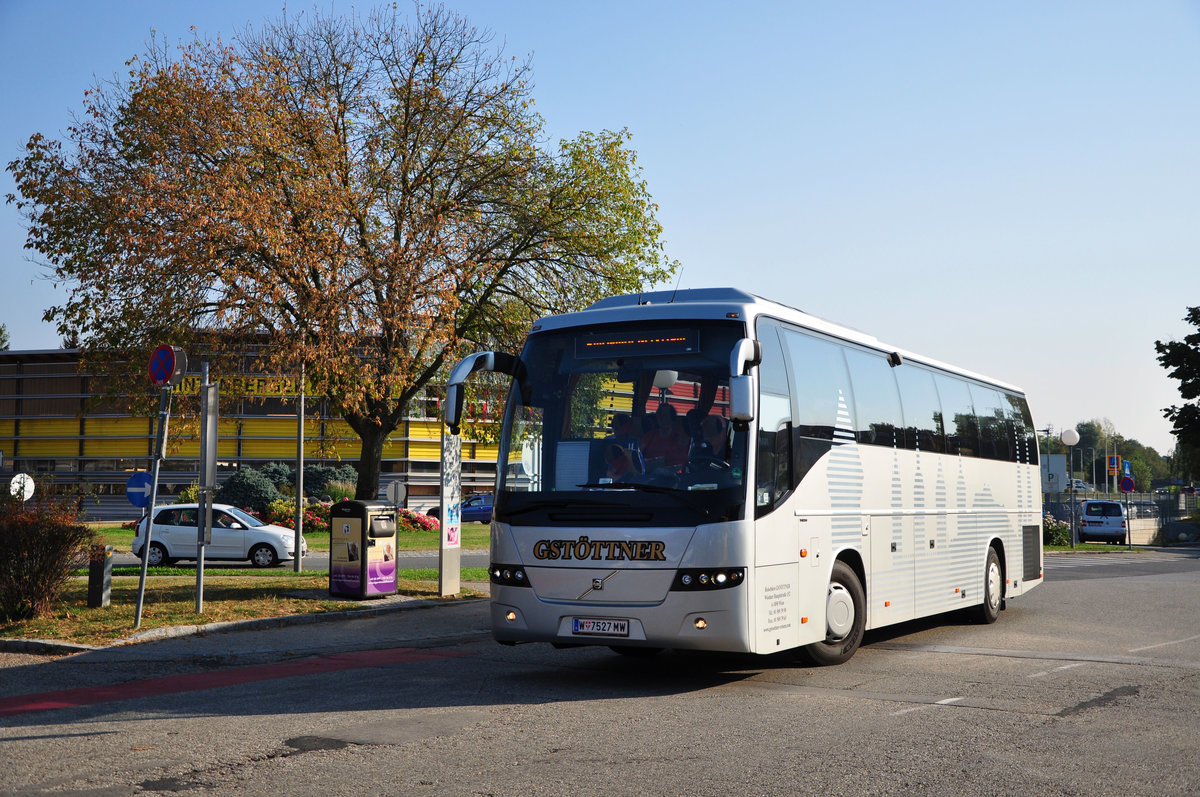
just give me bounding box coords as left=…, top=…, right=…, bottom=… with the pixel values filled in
left=1061, top=427, right=1081, bottom=548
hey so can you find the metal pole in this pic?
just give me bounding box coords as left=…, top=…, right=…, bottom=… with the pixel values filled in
left=295, top=360, right=305, bottom=573
left=196, top=361, right=212, bottom=614
left=1126, top=489, right=1133, bottom=551
left=1069, top=443, right=1077, bottom=549
left=134, top=386, right=171, bottom=629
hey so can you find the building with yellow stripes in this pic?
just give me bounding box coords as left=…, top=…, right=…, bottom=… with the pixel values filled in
left=0, top=349, right=498, bottom=505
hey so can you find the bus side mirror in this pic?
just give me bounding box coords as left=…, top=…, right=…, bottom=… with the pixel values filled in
left=728, top=338, right=761, bottom=425
left=730, top=375, right=756, bottom=425
left=445, top=351, right=523, bottom=435
left=445, top=382, right=467, bottom=435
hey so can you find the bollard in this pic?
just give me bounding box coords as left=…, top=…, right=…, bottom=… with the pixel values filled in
left=88, top=544, right=113, bottom=608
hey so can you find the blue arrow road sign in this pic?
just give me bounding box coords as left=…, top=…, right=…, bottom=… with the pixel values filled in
left=126, top=471, right=154, bottom=507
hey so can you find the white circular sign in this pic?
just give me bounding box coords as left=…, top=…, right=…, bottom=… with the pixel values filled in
left=10, top=473, right=34, bottom=501
left=1060, top=428, right=1080, bottom=446
left=521, top=439, right=536, bottom=477
left=386, top=481, right=407, bottom=505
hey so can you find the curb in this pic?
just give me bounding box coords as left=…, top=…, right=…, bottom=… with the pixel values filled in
left=0, top=638, right=102, bottom=655
left=0, top=584, right=490, bottom=655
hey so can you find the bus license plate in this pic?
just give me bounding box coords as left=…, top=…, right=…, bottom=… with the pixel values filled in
left=572, top=617, right=629, bottom=637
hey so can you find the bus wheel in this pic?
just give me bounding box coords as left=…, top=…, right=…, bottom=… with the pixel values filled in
left=803, top=560, right=865, bottom=666
left=978, top=547, right=1003, bottom=625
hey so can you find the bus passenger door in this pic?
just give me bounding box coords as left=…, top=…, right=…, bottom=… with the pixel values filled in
left=869, top=514, right=916, bottom=626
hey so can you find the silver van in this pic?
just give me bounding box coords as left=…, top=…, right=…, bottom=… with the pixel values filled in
left=1078, top=500, right=1127, bottom=544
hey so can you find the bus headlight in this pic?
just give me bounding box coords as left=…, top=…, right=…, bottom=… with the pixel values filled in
left=671, top=568, right=744, bottom=591
left=490, top=563, right=531, bottom=587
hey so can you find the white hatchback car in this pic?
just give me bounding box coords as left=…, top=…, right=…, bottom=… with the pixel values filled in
left=132, top=503, right=306, bottom=567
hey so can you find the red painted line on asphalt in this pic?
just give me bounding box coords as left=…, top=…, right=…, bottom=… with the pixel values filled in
left=0, top=647, right=472, bottom=718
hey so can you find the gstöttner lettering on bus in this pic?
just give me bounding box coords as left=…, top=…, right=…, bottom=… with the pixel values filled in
left=532, top=537, right=666, bottom=562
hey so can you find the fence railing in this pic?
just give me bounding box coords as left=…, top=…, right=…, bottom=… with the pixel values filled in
left=1044, top=491, right=1198, bottom=545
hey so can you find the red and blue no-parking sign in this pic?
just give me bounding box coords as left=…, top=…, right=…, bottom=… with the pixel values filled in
left=148, top=344, right=186, bottom=387
left=1120, top=476, right=1135, bottom=493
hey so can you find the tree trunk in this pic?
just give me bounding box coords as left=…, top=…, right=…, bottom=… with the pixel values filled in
left=355, top=426, right=386, bottom=500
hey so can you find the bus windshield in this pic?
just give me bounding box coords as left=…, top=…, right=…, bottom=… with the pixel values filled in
left=495, top=319, right=749, bottom=527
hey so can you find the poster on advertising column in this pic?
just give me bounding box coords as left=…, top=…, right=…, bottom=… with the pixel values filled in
left=439, top=426, right=462, bottom=596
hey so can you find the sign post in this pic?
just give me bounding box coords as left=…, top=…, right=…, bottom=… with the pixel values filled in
left=1120, top=474, right=1135, bottom=551
left=135, top=344, right=186, bottom=629
left=196, top=361, right=218, bottom=613
left=438, top=424, right=462, bottom=597
left=294, top=360, right=305, bottom=573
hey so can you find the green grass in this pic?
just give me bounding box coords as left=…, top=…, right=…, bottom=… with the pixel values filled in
left=91, top=521, right=491, bottom=555
left=4, top=567, right=490, bottom=646
left=26, top=524, right=495, bottom=646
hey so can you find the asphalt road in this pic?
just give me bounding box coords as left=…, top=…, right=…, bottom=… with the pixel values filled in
left=3, top=547, right=1199, bottom=795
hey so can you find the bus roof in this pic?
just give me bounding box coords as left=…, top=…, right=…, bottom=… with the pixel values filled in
left=530, top=287, right=1025, bottom=395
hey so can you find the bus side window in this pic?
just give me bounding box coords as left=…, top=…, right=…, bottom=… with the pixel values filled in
left=843, top=348, right=905, bottom=450
left=756, top=394, right=792, bottom=513
left=781, top=328, right=849, bottom=483
left=895, top=366, right=946, bottom=454
left=755, top=320, right=794, bottom=516
left=935, top=374, right=978, bottom=457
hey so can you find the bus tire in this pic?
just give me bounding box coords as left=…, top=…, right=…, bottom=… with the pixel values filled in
left=803, top=560, right=865, bottom=666
left=978, top=547, right=1003, bottom=625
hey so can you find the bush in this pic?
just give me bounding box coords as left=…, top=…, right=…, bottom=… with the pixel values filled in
left=1043, top=513, right=1071, bottom=546
left=398, top=508, right=439, bottom=534
left=259, top=462, right=294, bottom=488
left=262, top=498, right=330, bottom=536
left=324, top=479, right=356, bottom=502
left=304, top=464, right=358, bottom=497
left=175, top=481, right=201, bottom=504
left=216, top=467, right=283, bottom=513
left=236, top=462, right=358, bottom=499
left=0, top=493, right=96, bottom=620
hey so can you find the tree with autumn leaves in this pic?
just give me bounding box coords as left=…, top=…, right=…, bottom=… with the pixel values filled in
left=7, top=6, right=675, bottom=498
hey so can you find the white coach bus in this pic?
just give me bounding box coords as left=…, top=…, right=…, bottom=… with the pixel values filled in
left=445, top=287, right=1042, bottom=664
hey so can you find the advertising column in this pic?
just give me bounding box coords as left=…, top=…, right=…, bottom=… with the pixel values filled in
left=439, top=426, right=462, bottom=597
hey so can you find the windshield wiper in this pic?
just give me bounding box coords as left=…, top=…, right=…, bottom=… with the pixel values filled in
left=576, top=483, right=711, bottom=519
left=503, top=499, right=613, bottom=518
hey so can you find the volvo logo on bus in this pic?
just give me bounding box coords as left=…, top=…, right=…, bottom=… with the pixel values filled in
left=532, top=536, right=666, bottom=562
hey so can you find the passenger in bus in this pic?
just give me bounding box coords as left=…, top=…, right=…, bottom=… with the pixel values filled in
left=698, top=414, right=729, bottom=459
left=604, top=443, right=640, bottom=482
left=606, top=413, right=638, bottom=447
left=640, top=402, right=690, bottom=467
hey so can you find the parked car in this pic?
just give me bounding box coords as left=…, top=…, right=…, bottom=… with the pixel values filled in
left=1077, top=499, right=1127, bottom=545
left=132, top=503, right=306, bottom=567
left=427, top=493, right=493, bottom=524
left=1066, top=479, right=1094, bottom=492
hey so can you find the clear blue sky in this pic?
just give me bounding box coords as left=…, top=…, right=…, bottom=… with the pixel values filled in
left=2, top=1, right=1198, bottom=455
